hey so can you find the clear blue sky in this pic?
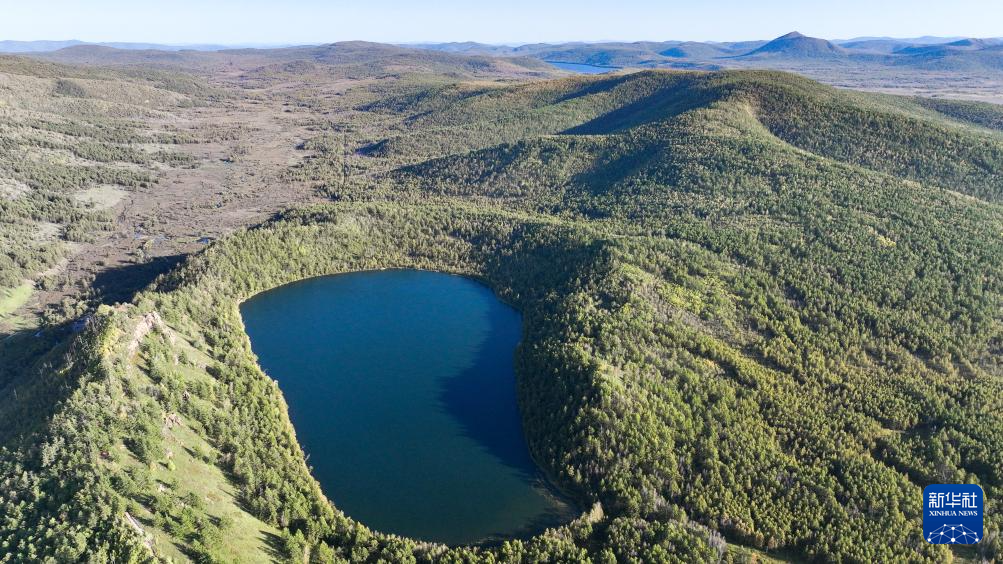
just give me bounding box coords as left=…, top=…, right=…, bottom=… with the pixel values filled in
left=2, top=0, right=1000, bottom=45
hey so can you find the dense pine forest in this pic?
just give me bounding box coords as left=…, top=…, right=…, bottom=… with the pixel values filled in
left=0, top=47, right=1001, bottom=563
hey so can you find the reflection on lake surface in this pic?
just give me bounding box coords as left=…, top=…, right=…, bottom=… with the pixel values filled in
left=240, top=270, right=574, bottom=544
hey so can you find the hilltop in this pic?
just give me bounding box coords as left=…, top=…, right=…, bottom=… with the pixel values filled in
left=659, top=41, right=732, bottom=60
left=741, top=31, right=846, bottom=58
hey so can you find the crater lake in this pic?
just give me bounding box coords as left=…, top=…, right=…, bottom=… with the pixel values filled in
left=239, top=270, right=574, bottom=545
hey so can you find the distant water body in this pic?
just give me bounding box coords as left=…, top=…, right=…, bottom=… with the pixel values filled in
left=547, top=61, right=620, bottom=74
left=240, top=270, right=574, bottom=544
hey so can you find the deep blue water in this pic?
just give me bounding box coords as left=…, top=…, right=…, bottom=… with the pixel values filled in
left=239, top=270, right=573, bottom=544
left=547, top=61, right=619, bottom=74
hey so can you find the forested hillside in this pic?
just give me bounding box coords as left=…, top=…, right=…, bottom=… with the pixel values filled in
left=0, top=61, right=1001, bottom=563
left=306, top=69, right=1003, bottom=561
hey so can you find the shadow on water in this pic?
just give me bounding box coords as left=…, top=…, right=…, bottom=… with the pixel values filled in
left=482, top=495, right=580, bottom=546
left=436, top=292, right=580, bottom=540
left=436, top=302, right=539, bottom=482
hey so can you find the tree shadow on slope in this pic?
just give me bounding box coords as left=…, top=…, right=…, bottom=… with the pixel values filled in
left=0, top=321, right=78, bottom=448
left=90, top=254, right=186, bottom=305
left=561, top=75, right=714, bottom=136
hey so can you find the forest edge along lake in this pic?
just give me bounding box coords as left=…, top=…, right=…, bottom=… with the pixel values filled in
left=238, top=270, right=576, bottom=545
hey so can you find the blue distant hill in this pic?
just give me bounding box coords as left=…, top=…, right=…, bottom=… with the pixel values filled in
left=409, top=32, right=1003, bottom=73
left=0, top=39, right=289, bottom=53
left=7, top=33, right=1003, bottom=74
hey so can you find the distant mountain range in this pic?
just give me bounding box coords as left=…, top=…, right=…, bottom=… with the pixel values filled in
left=17, top=41, right=556, bottom=82
left=411, top=32, right=1003, bottom=72
left=0, top=39, right=290, bottom=53
left=5, top=33, right=1003, bottom=94
left=834, top=35, right=968, bottom=45
left=4, top=34, right=1001, bottom=58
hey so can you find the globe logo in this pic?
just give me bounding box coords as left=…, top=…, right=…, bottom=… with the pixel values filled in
left=924, top=485, right=984, bottom=545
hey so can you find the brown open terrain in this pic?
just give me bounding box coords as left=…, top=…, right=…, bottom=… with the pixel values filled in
left=0, top=46, right=559, bottom=334
left=3, top=87, right=319, bottom=332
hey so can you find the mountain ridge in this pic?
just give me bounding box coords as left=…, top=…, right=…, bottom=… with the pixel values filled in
left=741, top=31, right=846, bottom=58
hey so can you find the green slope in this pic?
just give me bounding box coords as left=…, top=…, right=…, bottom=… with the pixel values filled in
left=2, top=68, right=1002, bottom=563
left=374, top=70, right=1003, bottom=204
